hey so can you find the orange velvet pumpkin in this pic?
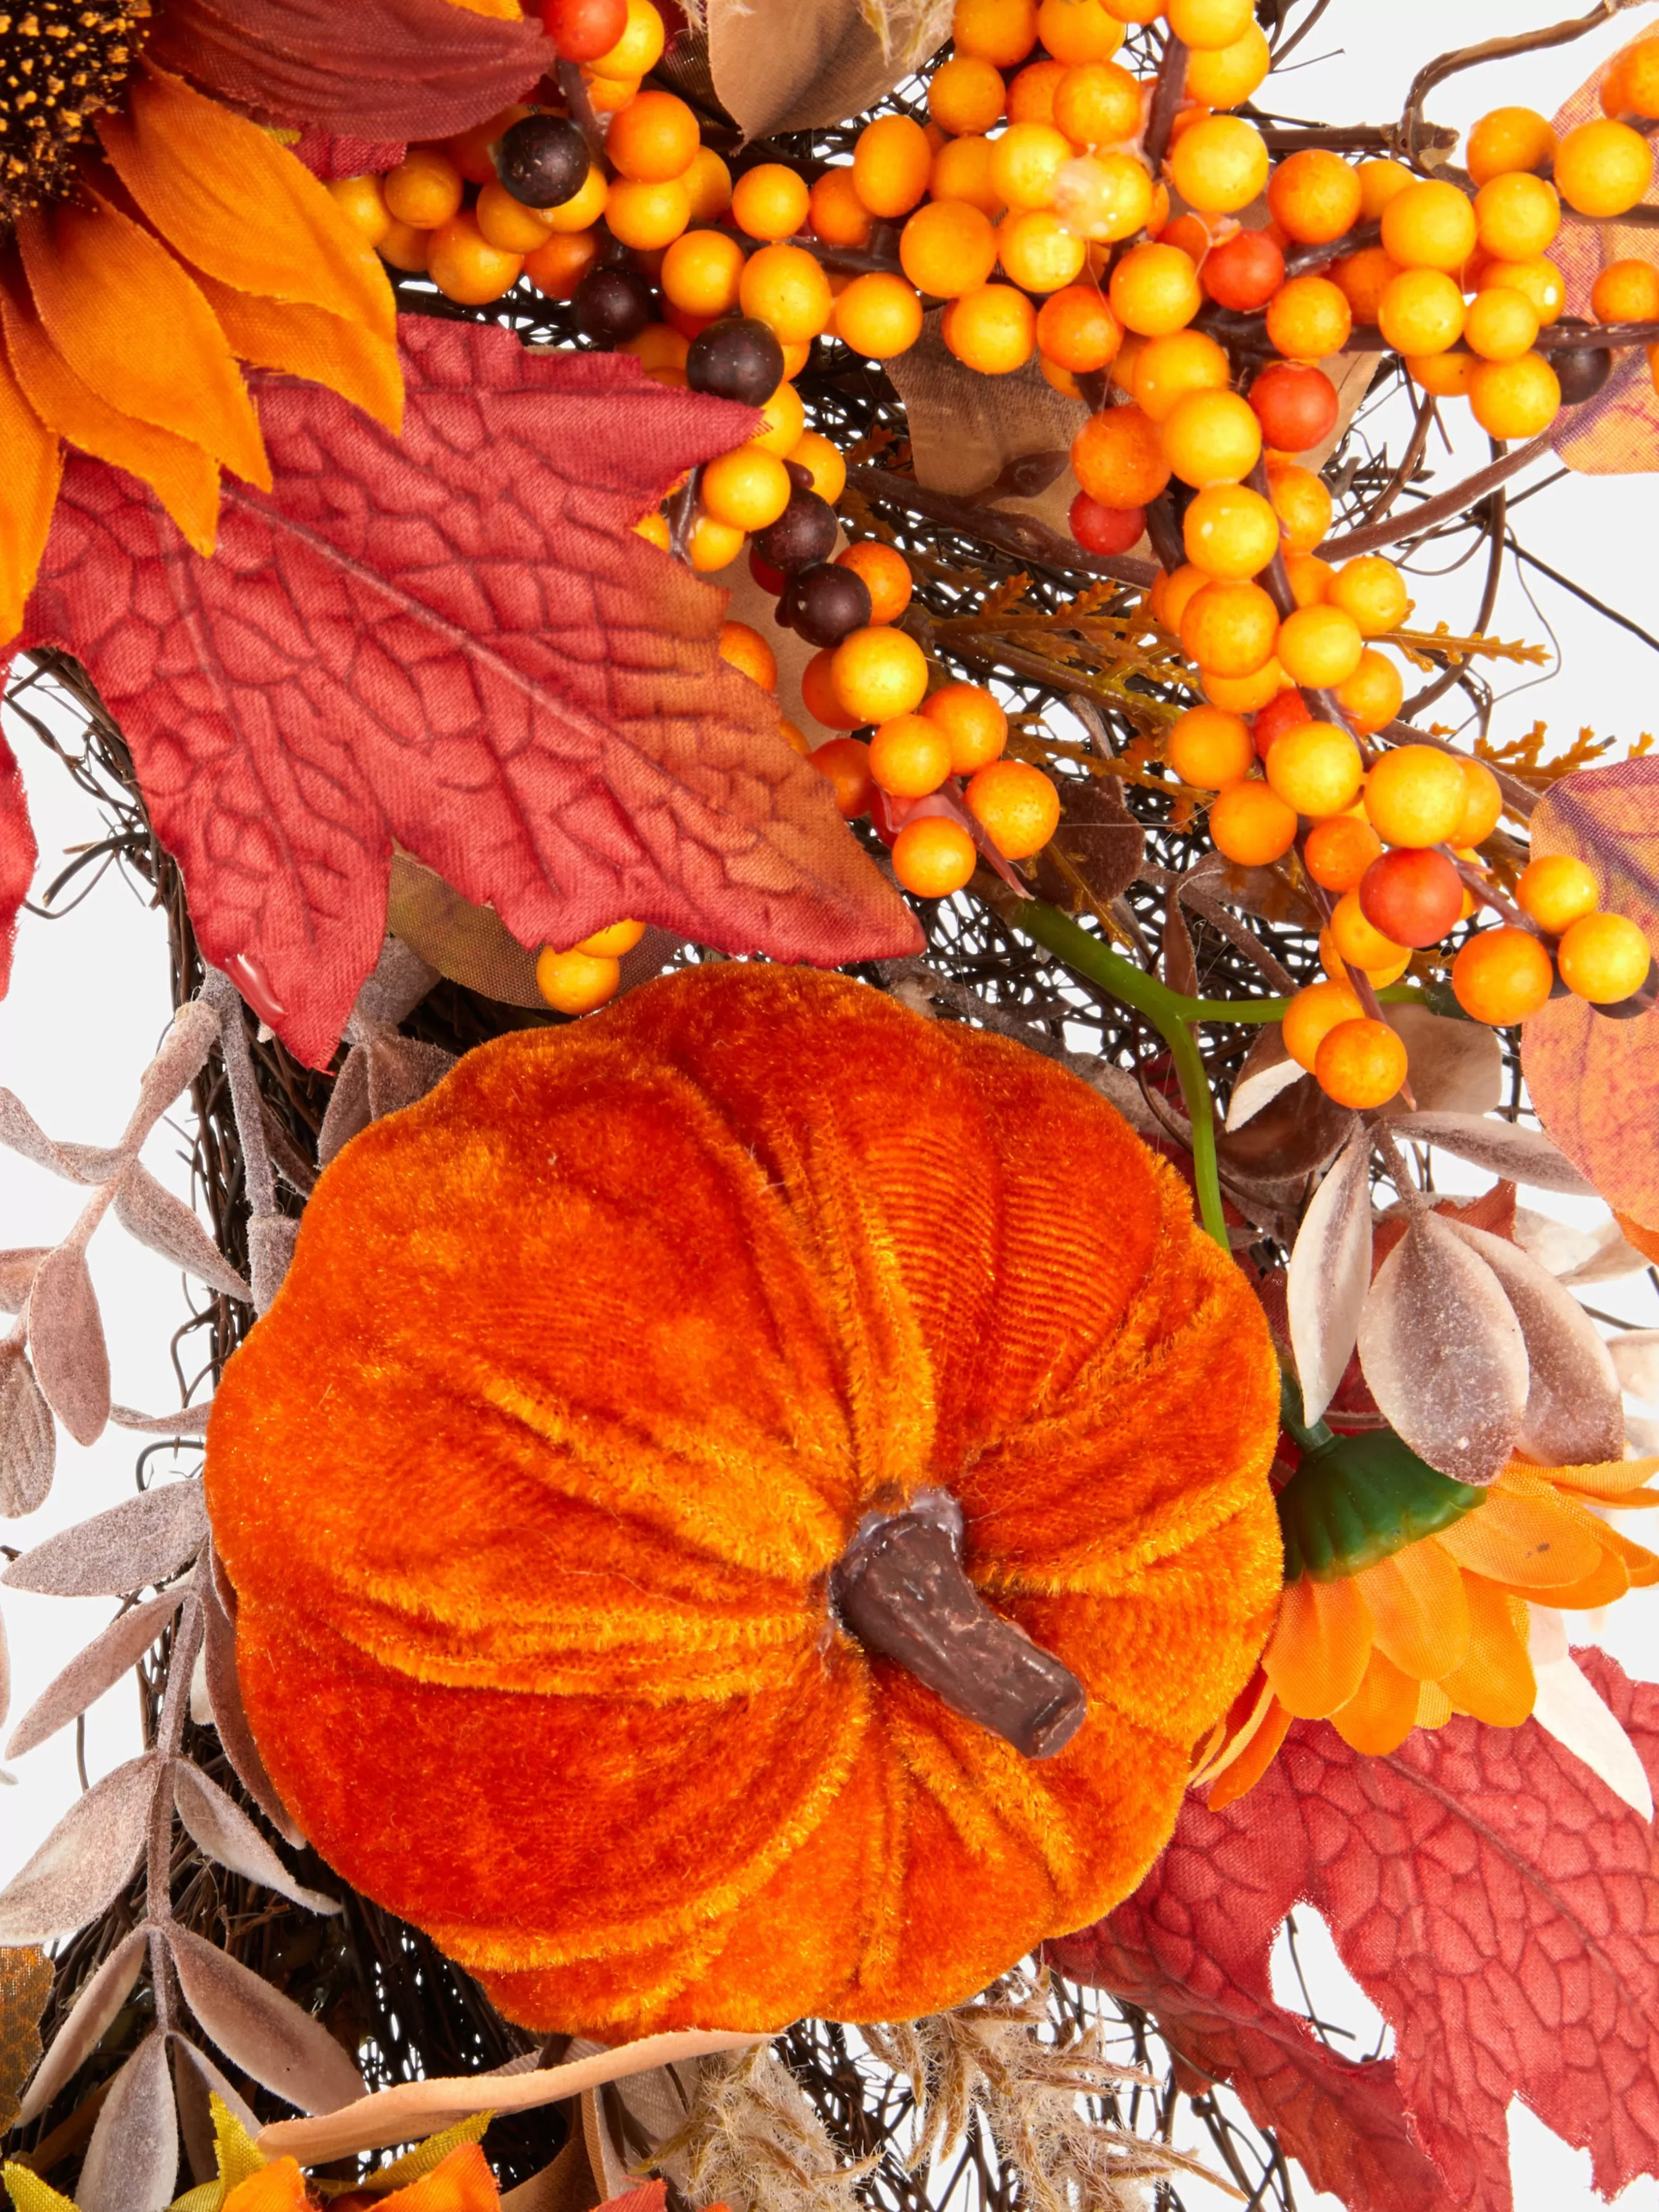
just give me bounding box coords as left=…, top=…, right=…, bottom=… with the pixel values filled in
left=206, top=964, right=1281, bottom=2037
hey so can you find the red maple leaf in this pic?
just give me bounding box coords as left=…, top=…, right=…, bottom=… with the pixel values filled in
left=15, top=319, right=920, bottom=1065
left=0, top=728, right=35, bottom=999
left=1052, top=1652, right=1659, bottom=2212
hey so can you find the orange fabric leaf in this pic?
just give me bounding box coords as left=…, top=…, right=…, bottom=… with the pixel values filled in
left=1616, top=1211, right=1659, bottom=1264
left=1330, top=1648, right=1419, bottom=1756
left=16, top=188, right=269, bottom=490
left=0, top=259, right=219, bottom=555
left=1351, top=1542, right=1470, bottom=1683
left=1263, top=1574, right=1372, bottom=1719
left=223, top=2158, right=311, bottom=2212
left=97, top=67, right=395, bottom=343
left=191, top=271, right=403, bottom=434
left=447, top=0, right=522, bottom=15
left=1206, top=1693, right=1291, bottom=1810
left=380, top=2145, right=498, bottom=2212
left=0, top=332, right=61, bottom=647
left=1434, top=1485, right=1603, bottom=1591
left=1442, top=1576, right=1535, bottom=1727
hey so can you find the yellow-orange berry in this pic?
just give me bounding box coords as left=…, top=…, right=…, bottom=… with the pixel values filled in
left=854, top=113, right=934, bottom=217
left=1332, top=244, right=1403, bottom=326
left=1453, top=759, right=1504, bottom=849
left=802, top=656, right=864, bottom=733
left=808, top=167, right=874, bottom=249
left=1364, top=744, right=1469, bottom=848
left=1464, top=285, right=1541, bottom=363
left=661, top=228, right=745, bottom=316
left=953, top=0, right=1038, bottom=66
left=1265, top=459, right=1332, bottom=553
left=687, top=511, right=746, bottom=571
left=327, top=173, right=392, bottom=248
left=731, top=162, right=812, bottom=241
left=1452, top=926, right=1555, bottom=1024
left=922, top=682, right=1008, bottom=774
left=1038, top=0, right=1124, bottom=61
left=428, top=210, right=522, bottom=303
left=1008, top=56, right=1067, bottom=124
left=740, top=243, right=834, bottom=341
left=929, top=52, right=1007, bottom=135
left=718, top=621, right=778, bottom=691
left=1517, top=853, right=1600, bottom=935
left=810, top=733, right=875, bottom=811
left=539, top=162, right=608, bottom=233
left=535, top=946, right=621, bottom=1014
left=522, top=228, right=600, bottom=297
left=1166, top=0, right=1252, bottom=46
left=1037, top=283, right=1124, bottom=371
left=1265, top=274, right=1352, bottom=360
left=1328, top=555, right=1411, bottom=637
left=1320, top=923, right=1408, bottom=988
left=1315, top=1017, right=1408, bottom=1108
left=833, top=272, right=925, bottom=358
left=1072, top=402, right=1171, bottom=504
left=1333, top=648, right=1405, bottom=737
left=1133, top=328, right=1230, bottom=422
left=607, top=89, right=699, bottom=181
left=1208, top=779, right=1297, bottom=864
left=1167, top=114, right=1270, bottom=215
left=1268, top=150, right=1362, bottom=245
left=584, top=75, right=639, bottom=117
left=1554, top=118, right=1654, bottom=217
left=1167, top=704, right=1254, bottom=788
left=1467, top=106, right=1557, bottom=186
left=1266, top=720, right=1364, bottom=818
left=1283, top=978, right=1366, bottom=1070
left=788, top=430, right=846, bottom=503
left=469, top=178, right=553, bottom=253
left=384, top=147, right=464, bottom=229
left=901, top=199, right=998, bottom=295
left=1593, top=258, right=1659, bottom=322
left=893, top=816, right=979, bottom=897
left=1161, top=387, right=1262, bottom=486
left=996, top=208, right=1085, bottom=291
left=1304, top=816, right=1384, bottom=894
left=1181, top=579, right=1280, bottom=676
left=1356, top=158, right=1414, bottom=217
left=1182, top=483, right=1280, bottom=581
left=684, top=145, right=732, bottom=222
left=930, top=134, right=1005, bottom=217
left=621, top=322, right=690, bottom=375
left=1474, top=171, right=1560, bottom=261
left=1468, top=353, right=1561, bottom=439
left=944, top=283, right=1038, bottom=372
left=605, top=176, right=691, bottom=251
left=1331, top=887, right=1407, bottom=973
left=1053, top=59, right=1142, bottom=145
left=574, top=919, right=647, bottom=959
left=1283, top=551, right=1331, bottom=608
left=1203, top=659, right=1288, bottom=715
left=1109, top=241, right=1203, bottom=335
left=836, top=542, right=913, bottom=624
left=870, top=713, right=953, bottom=798
left=989, top=120, right=1072, bottom=210
left=1558, top=910, right=1652, bottom=1001
left=1052, top=152, right=1156, bottom=242
left=748, top=378, right=807, bottom=456
left=832, top=625, right=930, bottom=722
left=700, top=444, right=792, bottom=532
left=591, top=0, right=665, bottom=77
left=964, top=759, right=1061, bottom=857
left=1184, top=22, right=1270, bottom=109
left=632, top=509, right=671, bottom=550
left=1377, top=267, right=1465, bottom=355
left=1406, top=348, right=1475, bottom=398
left=1159, top=561, right=1210, bottom=636
left=1381, top=180, right=1478, bottom=272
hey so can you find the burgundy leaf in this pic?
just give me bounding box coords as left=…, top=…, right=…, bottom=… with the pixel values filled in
left=113, top=1164, right=252, bottom=1300
left=0, top=730, right=33, bottom=999
left=1444, top=1219, right=1625, bottom=1464
left=0, top=1337, right=54, bottom=1518
left=25, top=1242, right=110, bottom=1446
left=199, top=1556, right=304, bottom=1846
left=21, top=324, right=919, bottom=1069
left=292, top=130, right=406, bottom=182
left=0, top=1249, right=48, bottom=1313
left=3, top=1479, right=207, bottom=1595
left=1057, top=1656, right=1659, bottom=2212
left=77, top=2031, right=178, bottom=2212
left=165, top=1924, right=366, bottom=2112
left=6, top=1589, right=185, bottom=1758
left=147, top=0, right=555, bottom=140
left=0, top=1754, right=158, bottom=1944
left=171, top=1760, right=337, bottom=1913
left=16, top=1927, right=148, bottom=2127
left=1357, top=1211, right=1528, bottom=1484
left=1288, top=1126, right=1374, bottom=1428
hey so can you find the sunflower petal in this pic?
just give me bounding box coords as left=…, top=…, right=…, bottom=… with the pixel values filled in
left=0, top=332, right=62, bottom=646
left=1331, top=1649, right=1419, bottom=1755
left=1536, top=1453, right=1659, bottom=1504
left=1263, top=1573, right=1373, bottom=1719
left=98, top=66, right=395, bottom=343
left=0, top=260, right=220, bottom=555
left=1352, top=1541, right=1470, bottom=1682
left=1442, top=1576, right=1535, bottom=1726
left=1416, top=1678, right=1453, bottom=1729
left=17, top=189, right=270, bottom=491
left=191, top=272, right=402, bottom=434
left=1207, top=1695, right=1291, bottom=1808
left=1530, top=1548, right=1630, bottom=1610
left=1435, top=1484, right=1604, bottom=1590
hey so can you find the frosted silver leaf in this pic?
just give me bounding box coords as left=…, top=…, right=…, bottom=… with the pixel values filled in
left=7, top=1589, right=185, bottom=1758
left=113, top=1165, right=251, bottom=1300
left=1288, top=1128, right=1374, bottom=1428
left=1385, top=1112, right=1595, bottom=1195
left=171, top=1761, right=337, bottom=1914
left=348, top=936, right=440, bottom=1034
left=1357, top=1212, right=1528, bottom=1485
left=111, top=1402, right=212, bottom=1438
left=4, top=1480, right=207, bottom=1596
left=1444, top=1221, right=1624, bottom=1466
left=0, top=1339, right=54, bottom=1518
left=128, top=1003, right=221, bottom=1141
left=165, top=1925, right=366, bottom=2114
left=27, top=1242, right=110, bottom=1446
left=16, top=1927, right=149, bottom=2126
left=0, top=1753, right=158, bottom=1943
left=169, top=2034, right=261, bottom=2182
left=0, top=1091, right=98, bottom=1180
left=365, top=1034, right=455, bottom=1121
left=1381, top=1006, right=1502, bottom=1116
left=199, top=1560, right=304, bottom=1847
left=78, top=2032, right=178, bottom=2212
left=1610, top=1329, right=1659, bottom=1406
left=316, top=1047, right=371, bottom=1169
left=1225, top=1026, right=1304, bottom=1134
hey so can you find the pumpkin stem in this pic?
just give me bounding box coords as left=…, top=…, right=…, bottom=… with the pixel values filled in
left=830, top=1492, right=1086, bottom=1760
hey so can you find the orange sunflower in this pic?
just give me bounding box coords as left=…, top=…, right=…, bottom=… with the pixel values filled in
left=0, top=0, right=553, bottom=638
left=1192, top=1428, right=1659, bottom=1804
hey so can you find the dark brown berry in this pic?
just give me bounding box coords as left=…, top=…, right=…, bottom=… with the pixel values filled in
left=573, top=266, right=655, bottom=347
left=496, top=115, right=591, bottom=209
left=686, top=316, right=785, bottom=405
left=1552, top=317, right=1614, bottom=407
left=753, top=488, right=838, bottom=573
left=786, top=562, right=872, bottom=647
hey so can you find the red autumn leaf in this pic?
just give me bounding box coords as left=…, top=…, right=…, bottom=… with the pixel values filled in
left=1522, top=758, right=1659, bottom=1229
left=16, top=319, right=920, bottom=1066
left=147, top=0, right=555, bottom=142
left=0, top=728, right=34, bottom=999
left=1053, top=1651, right=1659, bottom=2212
left=292, top=129, right=407, bottom=182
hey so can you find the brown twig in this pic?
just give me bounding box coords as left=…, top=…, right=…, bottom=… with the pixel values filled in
left=557, top=59, right=607, bottom=166
left=1402, top=440, right=1509, bottom=720
left=1322, top=433, right=1554, bottom=558
left=846, top=463, right=1158, bottom=585
left=1143, top=35, right=1190, bottom=174
left=668, top=466, right=701, bottom=560
left=1401, top=1, right=1636, bottom=163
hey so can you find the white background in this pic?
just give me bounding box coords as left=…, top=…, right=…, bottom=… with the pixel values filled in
left=5, top=0, right=1659, bottom=2203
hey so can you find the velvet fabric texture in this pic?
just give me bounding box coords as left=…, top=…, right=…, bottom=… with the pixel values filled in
left=206, top=964, right=1283, bottom=2037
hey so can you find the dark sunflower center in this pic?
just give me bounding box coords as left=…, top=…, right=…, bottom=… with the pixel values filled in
left=0, top=0, right=147, bottom=223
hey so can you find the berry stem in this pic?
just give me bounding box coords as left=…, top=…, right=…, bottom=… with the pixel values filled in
left=1143, top=33, right=1190, bottom=176
left=556, top=59, right=608, bottom=167
left=846, top=464, right=1158, bottom=587
left=1323, top=433, right=1554, bottom=559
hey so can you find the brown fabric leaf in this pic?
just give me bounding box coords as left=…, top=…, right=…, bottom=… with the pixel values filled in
left=1444, top=1221, right=1625, bottom=1466
left=1356, top=1212, right=1528, bottom=1485
left=1160, top=899, right=1199, bottom=999
left=171, top=1762, right=339, bottom=1914
left=0, top=1339, right=54, bottom=1519
left=15, top=1928, right=148, bottom=2128
left=1288, top=1128, right=1375, bottom=1430
left=77, top=2031, right=178, bottom=2212
left=386, top=850, right=545, bottom=1009
left=165, top=1925, right=366, bottom=2113
left=114, top=1164, right=252, bottom=1300
left=0, top=1945, right=52, bottom=2132
left=1224, top=1027, right=1302, bottom=1133
left=1034, top=778, right=1146, bottom=915
left=2, top=1479, right=207, bottom=1597
left=0, top=1754, right=158, bottom=1945
left=26, top=1242, right=110, bottom=1446
left=170, top=2036, right=262, bottom=2186
left=1216, top=1077, right=1353, bottom=1193
left=1381, top=1006, right=1502, bottom=1116
left=6, top=1589, right=185, bottom=1759
left=706, top=0, right=951, bottom=140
